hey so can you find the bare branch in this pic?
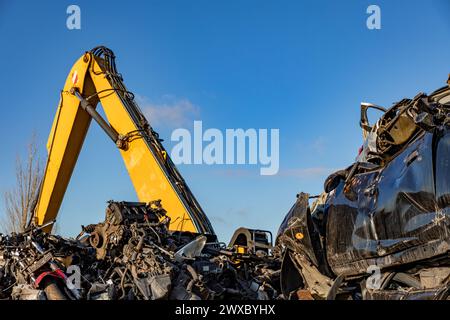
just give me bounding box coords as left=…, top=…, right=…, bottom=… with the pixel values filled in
left=1, top=133, right=43, bottom=233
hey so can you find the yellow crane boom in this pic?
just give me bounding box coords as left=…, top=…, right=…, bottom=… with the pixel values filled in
left=33, top=46, right=214, bottom=235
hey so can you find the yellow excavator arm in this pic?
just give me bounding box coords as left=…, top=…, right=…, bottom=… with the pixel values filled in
left=33, top=46, right=214, bottom=235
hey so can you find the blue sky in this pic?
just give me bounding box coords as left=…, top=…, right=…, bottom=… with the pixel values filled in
left=0, top=0, right=449, bottom=241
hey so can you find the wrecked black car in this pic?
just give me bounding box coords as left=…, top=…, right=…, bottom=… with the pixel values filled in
left=277, top=75, right=450, bottom=300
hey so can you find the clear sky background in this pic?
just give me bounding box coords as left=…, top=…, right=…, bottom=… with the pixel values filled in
left=0, top=0, right=449, bottom=241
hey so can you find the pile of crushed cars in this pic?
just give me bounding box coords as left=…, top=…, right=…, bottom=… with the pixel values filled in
left=0, top=201, right=281, bottom=300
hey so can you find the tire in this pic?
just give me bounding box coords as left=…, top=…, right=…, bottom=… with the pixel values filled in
left=41, top=277, right=67, bottom=300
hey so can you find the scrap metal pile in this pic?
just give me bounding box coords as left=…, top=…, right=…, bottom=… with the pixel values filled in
left=0, top=201, right=280, bottom=300
left=2, top=73, right=448, bottom=301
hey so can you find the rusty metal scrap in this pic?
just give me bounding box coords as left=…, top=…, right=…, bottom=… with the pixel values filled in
left=0, top=201, right=281, bottom=300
